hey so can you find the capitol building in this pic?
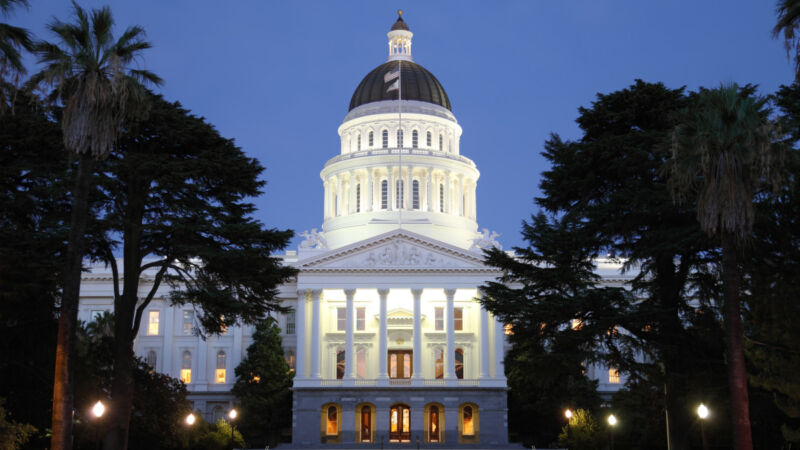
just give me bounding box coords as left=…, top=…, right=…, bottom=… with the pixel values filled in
left=77, top=12, right=626, bottom=447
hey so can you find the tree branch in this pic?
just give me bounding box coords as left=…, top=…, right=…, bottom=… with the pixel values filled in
left=131, top=262, right=168, bottom=338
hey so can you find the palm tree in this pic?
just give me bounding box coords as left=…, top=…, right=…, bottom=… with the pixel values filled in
left=775, top=0, right=800, bottom=78
left=0, top=0, right=32, bottom=110
left=28, top=3, right=161, bottom=449
left=666, top=84, right=785, bottom=450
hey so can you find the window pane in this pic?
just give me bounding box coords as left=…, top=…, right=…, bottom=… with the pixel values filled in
left=390, top=354, right=397, bottom=378
left=382, top=130, right=388, bottom=148
left=337, top=351, right=346, bottom=379
left=146, top=350, right=157, bottom=369
left=609, top=368, right=620, bottom=384
left=356, top=184, right=361, bottom=213
left=357, top=349, right=366, bottom=379
left=402, top=408, right=410, bottom=432
left=435, top=348, right=443, bottom=379
left=337, top=308, right=346, bottom=331
left=369, top=131, right=374, bottom=147
left=412, top=130, right=418, bottom=148
left=412, top=180, right=419, bottom=210
left=403, top=353, right=411, bottom=378
left=391, top=408, right=398, bottom=432
left=463, top=406, right=474, bottom=435
left=180, top=369, right=191, bottom=384
left=396, top=180, right=403, bottom=209
left=215, top=368, right=226, bottom=383
left=435, top=307, right=444, bottom=331
left=427, top=131, right=432, bottom=147
left=455, top=348, right=464, bottom=379
left=327, top=406, right=338, bottom=435
left=381, top=180, right=388, bottom=209
left=285, top=350, right=295, bottom=371
left=286, top=312, right=295, bottom=335
left=357, top=307, right=365, bottom=331
left=439, top=184, right=444, bottom=212
left=430, top=406, right=439, bottom=442
left=147, top=311, right=159, bottom=335
left=183, top=310, right=194, bottom=335
left=454, top=307, right=463, bottom=331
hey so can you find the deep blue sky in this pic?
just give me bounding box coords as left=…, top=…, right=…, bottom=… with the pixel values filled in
left=11, top=1, right=794, bottom=250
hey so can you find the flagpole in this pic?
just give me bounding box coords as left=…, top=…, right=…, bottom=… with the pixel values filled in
left=398, top=58, right=402, bottom=229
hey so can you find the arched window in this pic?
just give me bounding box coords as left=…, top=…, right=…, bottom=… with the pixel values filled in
left=357, top=133, right=361, bottom=151
left=216, top=351, right=226, bottom=383
left=336, top=350, right=345, bottom=379
left=412, top=180, right=419, bottom=209
left=369, top=131, right=374, bottom=147
left=439, top=184, right=445, bottom=213
left=360, top=405, right=372, bottom=442
left=146, top=350, right=157, bottom=369
left=357, top=348, right=367, bottom=379
left=381, top=180, right=388, bottom=210
left=429, top=405, right=440, bottom=442
left=390, top=404, right=411, bottom=443
left=180, top=351, right=191, bottom=384
left=396, top=179, right=404, bottom=209
left=434, top=348, right=443, bottom=379
left=427, top=131, right=432, bottom=147
left=412, top=130, right=418, bottom=148
left=463, top=405, right=475, bottom=436
left=439, top=134, right=443, bottom=151
left=455, top=348, right=464, bottom=379
left=356, top=184, right=361, bottom=213
left=382, top=130, right=388, bottom=148
left=327, top=405, right=338, bottom=435
left=397, top=129, right=404, bottom=148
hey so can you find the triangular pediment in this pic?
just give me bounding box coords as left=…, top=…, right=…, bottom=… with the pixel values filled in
left=298, top=230, right=496, bottom=273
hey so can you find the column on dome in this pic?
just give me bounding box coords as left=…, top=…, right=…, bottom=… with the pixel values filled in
left=295, top=290, right=307, bottom=379
left=344, top=289, right=356, bottom=380
left=348, top=172, right=356, bottom=214
left=457, top=174, right=464, bottom=216
left=445, top=171, right=452, bottom=215
left=479, top=297, right=490, bottom=379
left=406, top=166, right=413, bottom=210
left=494, top=314, right=507, bottom=380
left=366, top=168, right=373, bottom=212
left=310, top=290, right=321, bottom=379
left=424, top=168, right=432, bottom=211
left=444, top=288, right=456, bottom=380
left=471, top=182, right=478, bottom=220
left=378, top=289, right=389, bottom=382
left=323, top=180, right=329, bottom=219
left=411, top=289, right=422, bottom=381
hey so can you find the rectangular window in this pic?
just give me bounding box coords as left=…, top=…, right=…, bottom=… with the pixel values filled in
left=286, top=312, right=296, bottom=335
left=285, top=350, right=296, bottom=371
left=609, top=368, right=621, bottom=384
left=337, top=307, right=346, bottom=331
left=381, top=180, right=388, bottom=210
left=369, top=131, right=374, bottom=147
left=215, top=369, right=226, bottom=384
left=434, top=348, right=443, bottom=379
left=427, top=131, right=432, bottom=147
left=396, top=180, right=404, bottom=209
left=382, top=130, right=388, bottom=148
left=336, top=350, right=345, bottom=379
left=180, top=369, right=191, bottom=384
left=412, top=180, right=419, bottom=210
left=454, top=307, right=463, bottom=331
left=356, top=307, right=366, bottom=331
left=357, top=349, right=366, bottom=379
left=571, top=318, right=583, bottom=331
left=504, top=323, right=514, bottom=335
left=356, top=184, right=361, bottom=213
left=435, top=307, right=444, bottom=331
left=439, top=184, right=444, bottom=212
left=147, top=311, right=159, bottom=336
left=183, top=310, right=194, bottom=335
left=388, top=350, right=413, bottom=379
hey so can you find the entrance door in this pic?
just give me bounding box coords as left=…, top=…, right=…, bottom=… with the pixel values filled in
left=388, top=350, right=412, bottom=378
left=429, top=405, right=440, bottom=442
left=389, top=404, right=411, bottom=442
left=360, top=406, right=371, bottom=442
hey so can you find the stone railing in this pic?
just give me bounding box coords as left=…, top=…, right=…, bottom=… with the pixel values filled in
left=324, top=148, right=476, bottom=168
left=294, top=378, right=504, bottom=388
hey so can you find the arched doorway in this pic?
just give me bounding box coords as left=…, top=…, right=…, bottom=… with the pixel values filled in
left=389, top=404, right=410, bottom=442
left=360, top=405, right=371, bottom=442
left=429, top=405, right=440, bottom=442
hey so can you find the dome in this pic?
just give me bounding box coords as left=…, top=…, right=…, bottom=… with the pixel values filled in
left=348, top=60, right=451, bottom=111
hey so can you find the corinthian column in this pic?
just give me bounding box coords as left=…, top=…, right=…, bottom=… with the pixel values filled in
left=444, top=288, right=456, bottom=380
left=411, top=289, right=423, bottom=382
left=345, top=289, right=356, bottom=381
left=378, top=289, right=389, bottom=383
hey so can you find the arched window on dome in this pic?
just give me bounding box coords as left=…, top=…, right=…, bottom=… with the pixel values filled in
left=412, top=180, right=419, bottom=210
left=369, top=131, right=374, bottom=148
left=439, top=184, right=445, bottom=213
left=356, top=184, right=361, bottom=213
left=412, top=130, right=418, bottom=148
left=427, top=131, right=432, bottom=147
left=382, top=130, right=388, bottom=148
left=357, top=133, right=361, bottom=151
left=396, top=179, right=404, bottom=209
left=439, top=134, right=443, bottom=151
left=381, top=180, right=388, bottom=210
left=397, top=129, right=404, bottom=148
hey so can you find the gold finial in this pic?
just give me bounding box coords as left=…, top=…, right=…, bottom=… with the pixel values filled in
left=398, top=9, right=403, bottom=17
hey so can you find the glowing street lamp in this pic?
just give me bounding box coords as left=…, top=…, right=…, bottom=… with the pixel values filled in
left=697, top=404, right=709, bottom=450
left=607, top=414, right=617, bottom=426
left=565, top=409, right=573, bottom=420
left=91, top=401, right=105, bottom=418
left=185, top=413, right=196, bottom=426
left=607, top=414, right=618, bottom=450
left=228, top=408, right=238, bottom=450
left=228, top=408, right=237, bottom=420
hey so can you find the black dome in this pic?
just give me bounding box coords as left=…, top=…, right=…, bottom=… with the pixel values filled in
left=348, top=60, right=451, bottom=111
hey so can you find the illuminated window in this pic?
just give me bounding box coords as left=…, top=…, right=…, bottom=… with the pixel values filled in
left=327, top=405, right=338, bottom=435
left=434, top=348, right=443, bottom=379
left=571, top=318, right=583, bottom=331
left=286, top=312, right=295, bottom=335
left=396, top=179, right=404, bottom=209
left=382, top=130, right=388, bottom=148
left=180, top=351, right=192, bottom=384
left=369, top=131, right=374, bottom=147
left=381, top=180, right=388, bottom=209
left=439, top=134, right=443, bottom=151
left=454, top=307, right=463, bottom=331
left=215, top=351, right=226, bottom=383
left=412, top=180, right=419, bottom=209
left=462, top=405, right=475, bottom=436
left=397, top=129, right=403, bottom=148
left=389, top=350, right=412, bottom=378
left=360, top=405, right=372, bottom=442
left=357, top=133, right=361, bottom=151
left=439, top=184, right=444, bottom=212
left=608, top=325, right=619, bottom=336
left=356, top=307, right=366, bottom=331
left=504, top=323, right=514, bottom=335
left=412, top=130, right=418, bottom=148
left=455, top=348, right=464, bottom=379
left=219, top=315, right=228, bottom=335
left=146, top=350, right=157, bottom=369
left=434, top=307, right=444, bottom=331
left=285, top=349, right=295, bottom=371
left=337, top=307, right=346, bottom=331
left=336, top=350, right=345, bottom=379
left=426, top=131, right=432, bottom=147
left=356, top=184, right=361, bottom=213
left=357, top=348, right=366, bottom=379
left=182, top=310, right=194, bottom=335
left=429, top=405, right=440, bottom=442
left=609, top=368, right=620, bottom=384
left=147, top=311, right=159, bottom=335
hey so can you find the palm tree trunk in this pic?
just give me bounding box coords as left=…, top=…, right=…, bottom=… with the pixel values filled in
left=721, top=231, right=753, bottom=450
left=51, top=153, right=95, bottom=450
left=102, top=325, right=135, bottom=450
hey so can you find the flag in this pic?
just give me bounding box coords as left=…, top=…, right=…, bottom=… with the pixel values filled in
left=385, top=68, right=400, bottom=92
left=386, top=79, right=399, bottom=93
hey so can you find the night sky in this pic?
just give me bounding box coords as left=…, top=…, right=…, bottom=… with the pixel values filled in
left=10, top=1, right=794, bottom=250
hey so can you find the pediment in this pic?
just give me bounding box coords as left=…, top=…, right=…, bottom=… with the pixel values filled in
left=298, top=230, right=496, bottom=273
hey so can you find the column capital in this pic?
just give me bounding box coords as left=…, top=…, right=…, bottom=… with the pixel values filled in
left=296, top=289, right=309, bottom=299
left=344, top=288, right=356, bottom=299
left=310, top=289, right=322, bottom=299
left=377, top=288, right=390, bottom=298
left=444, top=288, right=457, bottom=299
left=410, top=288, right=424, bottom=298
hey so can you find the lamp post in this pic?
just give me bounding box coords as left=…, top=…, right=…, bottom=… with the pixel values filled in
left=228, top=408, right=238, bottom=450
left=564, top=409, right=573, bottom=420
left=607, top=414, right=618, bottom=450
left=91, top=401, right=105, bottom=450
left=697, top=404, right=709, bottom=450
left=185, top=413, right=196, bottom=426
